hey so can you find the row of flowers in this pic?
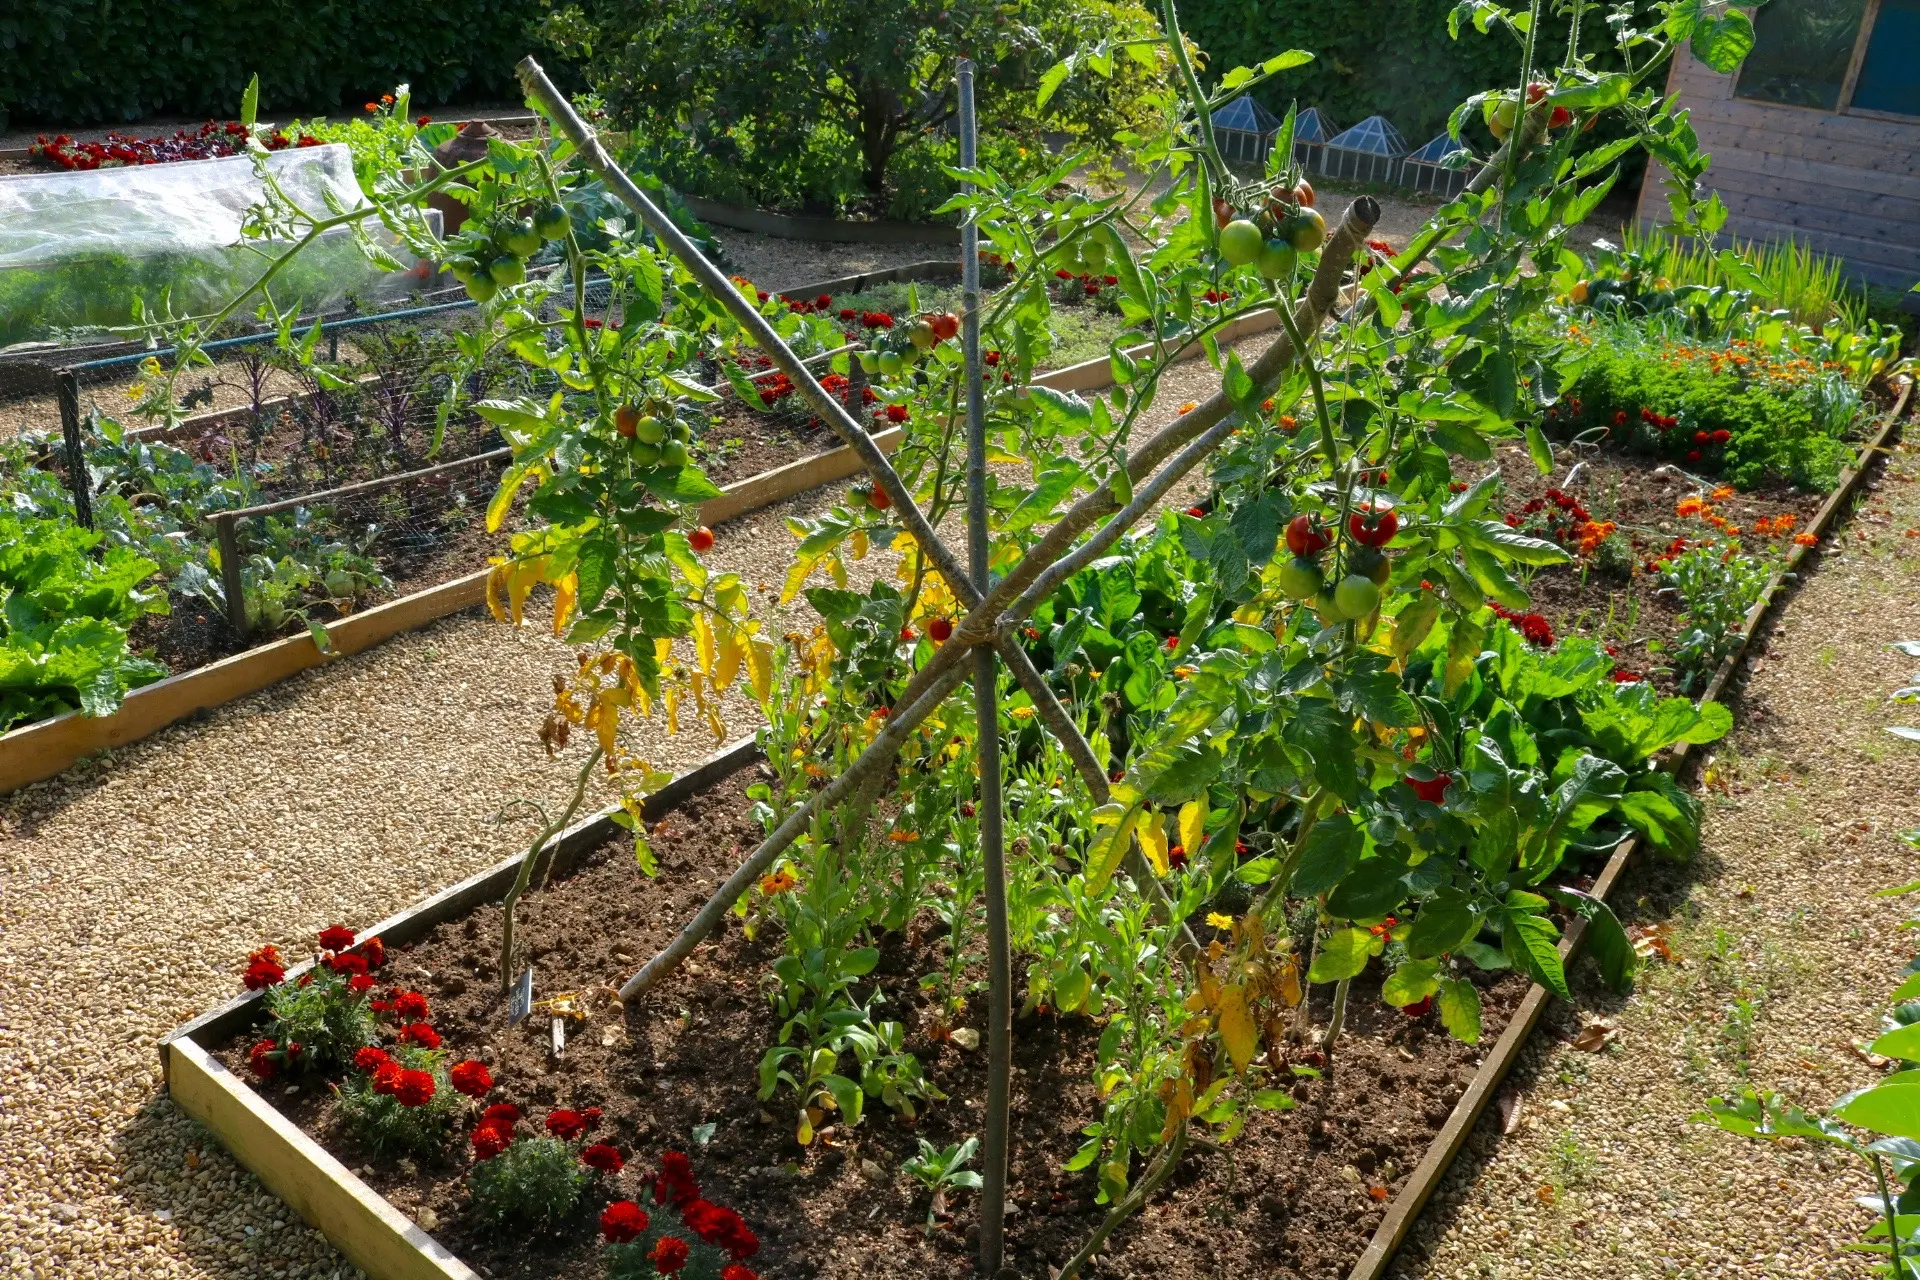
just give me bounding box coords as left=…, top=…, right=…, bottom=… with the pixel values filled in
left=238, top=926, right=766, bottom=1277
left=29, top=121, right=329, bottom=171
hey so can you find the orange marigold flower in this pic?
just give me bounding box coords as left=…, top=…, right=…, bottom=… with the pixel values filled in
left=1794, top=532, right=1818, bottom=546
left=1676, top=495, right=1706, bottom=518
left=1179, top=401, right=1198, bottom=415
left=758, top=868, right=798, bottom=895
left=1711, top=487, right=1734, bottom=501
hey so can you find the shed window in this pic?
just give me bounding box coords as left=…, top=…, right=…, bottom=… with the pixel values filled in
left=1735, top=0, right=1918, bottom=116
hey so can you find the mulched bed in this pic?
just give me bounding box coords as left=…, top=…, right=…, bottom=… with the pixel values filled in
left=1461, top=439, right=1831, bottom=694
left=214, top=767, right=1528, bottom=1280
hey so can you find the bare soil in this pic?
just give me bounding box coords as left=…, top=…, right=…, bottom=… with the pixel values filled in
left=214, top=767, right=1528, bottom=1280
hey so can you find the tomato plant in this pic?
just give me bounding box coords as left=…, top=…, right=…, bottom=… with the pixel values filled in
left=136, top=0, right=1760, bottom=1267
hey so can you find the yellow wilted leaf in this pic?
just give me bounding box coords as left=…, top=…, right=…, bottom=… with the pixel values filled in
left=1086, top=803, right=1142, bottom=894
left=747, top=637, right=775, bottom=704
left=588, top=696, right=619, bottom=757
left=1217, top=982, right=1258, bottom=1073
left=551, top=572, right=578, bottom=637
left=693, top=612, right=717, bottom=676
left=485, top=563, right=511, bottom=623
left=1178, top=799, right=1205, bottom=857
left=662, top=684, right=680, bottom=736
left=507, top=560, right=540, bottom=625
left=850, top=527, right=869, bottom=560
left=781, top=556, right=822, bottom=605
left=827, top=554, right=847, bottom=588
left=1276, top=957, right=1303, bottom=1008
left=714, top=627, right=744, bottom=693
left=1136, top=811, right=1170, bottom=875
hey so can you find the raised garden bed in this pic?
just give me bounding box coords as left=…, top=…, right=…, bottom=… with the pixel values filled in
left=155, top=376, right=1914, bottom=1280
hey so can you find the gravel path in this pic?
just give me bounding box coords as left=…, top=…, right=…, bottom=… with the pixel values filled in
left=1393, top=433, right=1920, bottom=1279
left=0, top=325, right=1249, bottom=1279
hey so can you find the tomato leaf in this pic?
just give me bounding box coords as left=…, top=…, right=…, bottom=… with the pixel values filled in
left=1437, top=978, right=1482, bottom=1044
left=1308, top=927, right=1375, bottom=982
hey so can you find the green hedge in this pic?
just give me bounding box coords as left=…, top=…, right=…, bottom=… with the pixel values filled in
left=0, top=1, right=548, bottom=132
left=1178, top=0, right=1615, bottom=147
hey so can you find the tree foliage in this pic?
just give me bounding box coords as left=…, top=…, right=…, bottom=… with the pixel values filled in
left=544, top=0, right=1171, bottom=218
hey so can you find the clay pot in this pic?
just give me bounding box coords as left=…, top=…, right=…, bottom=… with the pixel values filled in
left=425, top=120, right=500, bottom=237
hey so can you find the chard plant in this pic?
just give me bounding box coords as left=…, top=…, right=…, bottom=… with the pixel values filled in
left=153, top=0, right=1760, bottom=1265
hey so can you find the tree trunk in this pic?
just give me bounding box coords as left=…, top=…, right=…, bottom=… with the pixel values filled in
left=857, top=85, right=898, bottom=196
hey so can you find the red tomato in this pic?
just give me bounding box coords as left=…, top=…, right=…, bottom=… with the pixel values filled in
left=928, top=617, right=954, bottom=643
left=1408, top=773, right=1452, bottom=804
left=688, top=526, right=715, bottom=553
left=1285, top=514, right=1332, bottom=557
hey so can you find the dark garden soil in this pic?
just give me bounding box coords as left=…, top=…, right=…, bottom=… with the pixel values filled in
left=695, top=397, right=849, bottom=486
left=1458, top=439, right=1830, bottom=693
left=214, top=768, right=1528, bottom=1280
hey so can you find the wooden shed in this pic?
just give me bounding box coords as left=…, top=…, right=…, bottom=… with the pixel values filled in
left=1636, top=0, right=1920, bottom=293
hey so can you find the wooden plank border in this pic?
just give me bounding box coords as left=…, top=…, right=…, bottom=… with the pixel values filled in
left=680, top=195, right=960, bottom=245
left=157, top=735, right=761, bottom=1280
left=2, top=300, right=1292, bottom=795
left=1346, top=374, right=1914, bottom=1280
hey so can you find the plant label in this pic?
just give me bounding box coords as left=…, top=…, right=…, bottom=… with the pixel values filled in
left=551, top=1015, right=566, bottom=1057
left=509, top=966, right=534, bottom=1025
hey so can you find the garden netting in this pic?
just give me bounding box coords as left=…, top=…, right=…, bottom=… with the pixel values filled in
left=0, top=143, right=436, bottom=349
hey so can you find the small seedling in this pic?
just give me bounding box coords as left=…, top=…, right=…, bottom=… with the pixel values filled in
left=902, top=1136, right=983, bottom=1232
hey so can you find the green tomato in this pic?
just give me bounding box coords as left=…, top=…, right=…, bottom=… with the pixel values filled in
left=1287, top=207, right=1328, bottom=253
left=1484, top=97, right=1518, bottom=139
left=634, top=415, right=666, bottom=445
left=1350, top=546, right=1390, bottom=585
left=1219, top=219, right=1264, bottom=267
left=534, top=204, right=569, bottom=240
left=1313, top=589, right=1349, bottom=625
left=660, top=440, right=690, bottom=467
left=488, top=256, right=526, bottom=287
left=1334, top=573, right=1381, bottom=619
left=909, top=320, right=936, bottom=351
left=1274, top=556, right=1324, bottom=600
left=444, top=256, right=478, bottom=285
left=631, top=441, right=661, bottom=467
left=1080, top=233, right=1108, bottom=270
left=503, top=218, right=542, bottom=257
left=857, top=350, right=878, bottom=374
left=877, top=351, right=904, bottom=377
left=670, top=421, right=691, bottom=443
left=464, top=273, right=498, bottom=303
left=1257, top=238, right=1298, bottom=280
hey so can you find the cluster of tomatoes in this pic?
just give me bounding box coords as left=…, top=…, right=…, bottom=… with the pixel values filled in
left=1271, top=504, right=1399, bottom=624
left=855, top=310, right=959, bottom=378
left=612, top=400, right=694, bottom=468
left=1214, top=179, right=1326, bottom=280
left=443, top=203, right=570, bottom=302
left=1484, top=82, right=1577, bottom=139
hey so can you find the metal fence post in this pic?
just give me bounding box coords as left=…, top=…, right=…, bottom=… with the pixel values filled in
left=56, top=370, right=94, bottom=529
left=215, top=514, right=249, bottom=642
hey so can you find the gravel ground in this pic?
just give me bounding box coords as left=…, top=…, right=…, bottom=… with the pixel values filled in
left=0, top=320, right=1250, bottom=1279
left=1393, top=433, right=1920, bottom=1280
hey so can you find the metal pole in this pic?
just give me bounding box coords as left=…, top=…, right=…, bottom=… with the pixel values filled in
left=55, top=370, right=93, bottom=530
left=959, top=57, right=1012, bottom=1278
left=215, top=514, right=250, bottom=642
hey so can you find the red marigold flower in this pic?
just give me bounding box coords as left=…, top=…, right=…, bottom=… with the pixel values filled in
left=1104, top=274, right=1118, bottom=285
left=722, top=1267, right=761, bottom=1280
left=1610, top=669, right=1643, bottom=683
left=1694, top=430, right=1710, bottom=444
left=1612, top=411, right=1627, bottom=426
left=984, top=350, right=1000, bottom=366
left=394, top=1069, right=436, bottom=1108
left=1167, top=844, right=1187, bottom=870
left=415, top=115, right=432, bottom=126
left=1055, top=269, right=1073, bottom=280
left=885, top=404, right=909, bottom=424
left=581, top=1143, right=624, bottom=1173
left=348, top=974, right=375, bottom=994
left=365, top=102, right=379, bottom=113
left=354, top=1046, right=394, bottom=1074
left=450, top=1060, right=493, bottom=1098
left=318, top=925, right=357, bottom=952
left=1711, top=429, right=1731, bottom=443
left=651, top=1237, right=691, bottom=1273
left=471, top=1120, right=513, bottom=1160
left=398, top=1022, right=440, bottom=1049
left=583, top=1106, right=603, bottom=1123
left=546, top=1108, right=590, bottom=1140
left=838, top=307, right=856, bottom=320
left=1164, top=635, right=1179, bottom=651
left=392, top=991, right=430, bottom=1020
left=1184, top=506, right=1206, bottom=518
left=326, top=951, right=370, bottom=976
left=653, top=1152, right=701, bottom=1209
left=355, top=937, right=385, bottom=967
left=243, top=954, right=286, bottom=990
left=482, top=1103, right=522, bottom=1126
left=601, top=1200, right=650, bottom=1243
left=1686, top=449, right=1703, bottom=463
left=248, top=1039, right=281, bottom=1080
left=815, top=294, right=831, bottom=308
left=372, top=1063, right=404, bottom=1096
